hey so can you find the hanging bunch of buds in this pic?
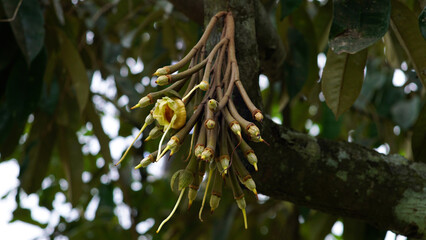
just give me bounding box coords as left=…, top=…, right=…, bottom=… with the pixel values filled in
left=116, top=11, right=267, bottom=233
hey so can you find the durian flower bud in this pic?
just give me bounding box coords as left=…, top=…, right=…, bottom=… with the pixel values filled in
left=195, top=144, right=205, bottom=158
left=246, top=152, right=258, bottom=171
left=131, top=96, right=152, bottom=109
left=145, top=111, right=155, bottom=125
left=155, top=75, right=171, bottom=86
left=135, top=155, right=154, bottom=169
left=208, top=99, right=218, bottom=111
left=179, top=170, right=193, bottom=190
left=236, top=197, right=246, bottom=210
left=167, top=136, right=180, bottom=153
left=188, top=187, right=198, bottom=208
left=153, top=66, right=169, bottom=76
left=219, top=155, right=230, bottom=174
left=254, top=112, right=263, bottom=122
left=145, top=126, right=163, bottom=141
left=199, top=80, right=209, bottom=91
left=247, top=124, right=260, bottom=137
left=242, top=178, right=257, bottom=195
left=210, top=195, right=221, bottom=212
left=201, top=147, right=214, bottom=162
left=230, top=121, right=242, bottom=137
left=205, top=119, right=216, bottom=129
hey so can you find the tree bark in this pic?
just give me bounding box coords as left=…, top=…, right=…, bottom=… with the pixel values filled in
left=201, top=0, right=426, bottom=238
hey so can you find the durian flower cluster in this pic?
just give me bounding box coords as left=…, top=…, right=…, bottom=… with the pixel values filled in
left=116, top=11, right=267, bottom=233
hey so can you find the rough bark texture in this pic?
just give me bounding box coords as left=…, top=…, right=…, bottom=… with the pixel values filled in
left=202, top=0, right=426, bottom=238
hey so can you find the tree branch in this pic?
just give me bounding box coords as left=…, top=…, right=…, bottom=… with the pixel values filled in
left=254, top=118, right=426, bottom=238
left=203, top=0, right=426, bottom=238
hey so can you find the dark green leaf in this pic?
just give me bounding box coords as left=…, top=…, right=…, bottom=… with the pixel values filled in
left=313, top=0, right=332, bottom=52
left=390, top=0, right=426, bottom=87
left=329, top=0, right=390, bottom=54
left=383, top=29, right=409, bottom=69
left=57, top=126, right=84, bottom=206
left=354, top=59, right=390, bottom=110
left=321, top=48, right=368, bottom=118
left=38, top=182, right=60, bottom=210
left=290, top=7, right=319, bottom=97
left=0, top=50, right=46, bottom=159
left=280, top=0, right=303, bottom=20
left=419, top=7, right=426, bottom=40
left=0, top=23, right=19, bottom=71
left=412, top=103, right=426, bottom=162
left=55, top=89, right=81, bottom=131
left=96, top=183, right=115, bottom=220
left=0, top=120, right=25, bottom=160
left=19, top=112, right=56, bottom=194
left=1, top=0, right=45, bottom=65
left=57, top=29, right=90, bottom=114
left=11, top=207, right=48, bottom=228
left=284, top=28, right=309, bottom=100
left=320, top=102, right=343, bottom=140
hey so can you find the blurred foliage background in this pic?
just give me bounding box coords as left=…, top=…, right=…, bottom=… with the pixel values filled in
left=0, top=0, right=425, bottom=239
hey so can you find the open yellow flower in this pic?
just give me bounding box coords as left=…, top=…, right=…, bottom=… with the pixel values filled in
left=152, top=97, right=186, bottom=129
left=152, top=97, right=186, bottom=161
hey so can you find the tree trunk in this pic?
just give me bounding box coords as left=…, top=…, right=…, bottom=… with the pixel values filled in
left=197, top=0, right=426, bottom=238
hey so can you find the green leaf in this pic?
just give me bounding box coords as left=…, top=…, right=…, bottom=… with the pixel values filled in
left=0, top=24, right=19, bottom=71
left=0, top=50, right=46, bottom=160
left=412, top=103, right=426, bottom=162
left=284, top=28, right=309, bottom=100
left=313, top=0, right=332, bottom=52
left=354, top=59, right=390, bottom=110
left=383, top=29, right=408, bottom=69
left=329, top=0, right=390, bottom=54
left=55, top=89, right=81, bottom=131
left=419, top=7, right=426, bottom=40
left=280, top=0, right=303, bottom=20
left=390, top=0, right=426, bottom=87
left=19, top=112, right=56, bottom=194
left=290, top=7, right=319, bottom=97
left=57, top=126, right=84, bottom=206
left=1, top=0, right=45, bottom=65
left=320, top=102, right=343, bottom=140
left=11, top=207, right=48, bottom=228
left=321, top=48, right=368, bottom=118
left=57, top=29, right=90, bottom=114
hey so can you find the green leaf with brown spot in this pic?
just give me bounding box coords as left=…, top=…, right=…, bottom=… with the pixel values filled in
left=329, top=0, right=390, bottom=54
left=321, top=48, right=368, bottom=118
left=390, top=0, right=426, bottom=87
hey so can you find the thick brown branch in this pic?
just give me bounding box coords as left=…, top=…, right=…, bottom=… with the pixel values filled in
left=253, top=119, right=426, bottom=238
